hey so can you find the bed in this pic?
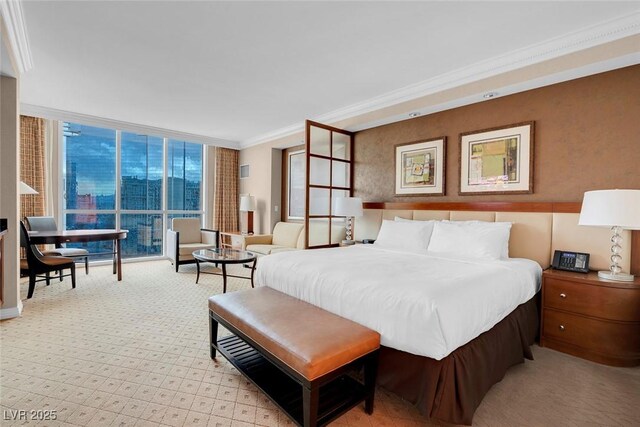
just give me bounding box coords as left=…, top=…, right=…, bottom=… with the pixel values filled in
left=253, top=203, right=631, bottom=425
left=255, top=246, right=540, bottom=360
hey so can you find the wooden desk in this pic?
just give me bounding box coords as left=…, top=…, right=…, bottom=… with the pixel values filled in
left=28, top=229, right=128, bottom=281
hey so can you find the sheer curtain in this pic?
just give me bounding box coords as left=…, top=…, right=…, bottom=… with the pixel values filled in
left=43, top=120, right=58, bottom=218
left=20, top=116, right=46, bottom=219
left=214, top=147, right=239, bottom=232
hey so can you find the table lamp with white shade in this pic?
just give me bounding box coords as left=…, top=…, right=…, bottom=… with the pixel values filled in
left=20, top=181, right=38, bottom=195
left=578, top=189, right=640, bottom=282
left=240, top=194, right=256, bottom=235
left=334, top=197, right=363, bottom=245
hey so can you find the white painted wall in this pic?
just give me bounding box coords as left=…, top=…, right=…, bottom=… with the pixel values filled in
left=270, top=148, right=282, bottom=233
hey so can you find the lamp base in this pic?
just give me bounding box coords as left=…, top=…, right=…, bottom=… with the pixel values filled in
left=241, top=211, right=254, bottom=235
left=597, top=271, right=635, bottom=282
left=341, top=239, right=356, bottom=246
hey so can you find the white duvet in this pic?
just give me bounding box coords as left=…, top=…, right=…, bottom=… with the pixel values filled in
left=255, top=245, right=541, bottom=360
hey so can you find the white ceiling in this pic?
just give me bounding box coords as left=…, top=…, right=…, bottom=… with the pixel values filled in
left=16, top=1, right=640, bottom=147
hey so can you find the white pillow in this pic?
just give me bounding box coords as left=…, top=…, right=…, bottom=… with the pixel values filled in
left=374, top=219, right=434, bottom=254
left=395, top=216, right=438, bottom=224
left=428, top=221, right=512, bottom=260
left=442, top=220, right=511, bottom=258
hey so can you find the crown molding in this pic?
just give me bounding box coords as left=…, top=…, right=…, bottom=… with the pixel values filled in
left=0, top=0, right=33, bottom=73
left=21, top=104, right=240, bottom=149
left=240, top=10, right=640, bottom=149
left=346, top=53, right=640, bottom=134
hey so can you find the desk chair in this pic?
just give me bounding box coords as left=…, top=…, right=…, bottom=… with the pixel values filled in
left=20, top=221, right=76, bottom=299
left=25, top=216, right=89, bottom=274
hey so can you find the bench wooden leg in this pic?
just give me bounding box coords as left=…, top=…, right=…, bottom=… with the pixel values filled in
left=209, top=313, right=218, bottom=359
left=222, top=263, right=228, bottom=293
left=364, top=351, right=379, bottom=414
left=250, top=258, right=256, bottom=288
left=303, top=383, right=320, bottom=427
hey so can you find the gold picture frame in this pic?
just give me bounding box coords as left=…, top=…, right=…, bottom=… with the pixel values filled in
left=459, top=122, right=534, bottom=195
left=395, top=137, right=446, bottom=196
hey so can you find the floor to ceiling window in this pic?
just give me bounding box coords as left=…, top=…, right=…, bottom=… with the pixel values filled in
left=120, top=132, right=164, bottom=258
left=166, top=139, right=204, bottom=232
left=64, top=123, right=117, bottom=258
left=62, top=122, right=204, bottom=260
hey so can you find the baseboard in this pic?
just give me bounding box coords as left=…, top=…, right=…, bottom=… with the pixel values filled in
left=0, top=300, right=23, bottom=320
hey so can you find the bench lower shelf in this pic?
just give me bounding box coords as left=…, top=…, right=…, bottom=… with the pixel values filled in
left=215, top=334, right=367, bottom=426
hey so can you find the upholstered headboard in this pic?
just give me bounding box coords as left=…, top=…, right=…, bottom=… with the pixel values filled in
left=354, top=202, right=634, bottom=272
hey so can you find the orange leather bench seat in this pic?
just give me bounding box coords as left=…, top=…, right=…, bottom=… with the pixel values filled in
left=208, top=287, right=380, bottom=381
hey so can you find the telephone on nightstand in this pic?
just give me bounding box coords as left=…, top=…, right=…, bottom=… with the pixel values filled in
left=551, top=250, right=590, bottom=273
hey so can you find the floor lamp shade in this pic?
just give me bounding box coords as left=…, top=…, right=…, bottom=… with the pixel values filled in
left=579, top=189, right=640, bottom=281
left=240, top=195, right=256, bottom=235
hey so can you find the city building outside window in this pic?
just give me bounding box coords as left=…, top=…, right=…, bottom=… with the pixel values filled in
left=62, top=122, right=204, bottom=260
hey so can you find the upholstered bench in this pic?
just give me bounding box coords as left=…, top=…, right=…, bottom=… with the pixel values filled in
left=208, top=287, right=380, bottom=427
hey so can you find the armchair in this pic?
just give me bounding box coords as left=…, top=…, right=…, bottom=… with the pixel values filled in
left=167, top=218, right=219, bottom=272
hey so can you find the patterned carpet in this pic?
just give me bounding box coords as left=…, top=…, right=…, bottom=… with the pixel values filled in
left=1, top=260, right=639, bottom=427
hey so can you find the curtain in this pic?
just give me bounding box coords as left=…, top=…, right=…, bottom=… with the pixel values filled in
left=44, top=120, right=58, bottom=217
left=20, top=116, right=46, bottom=219
left=214, top=147, right=239, bottom=232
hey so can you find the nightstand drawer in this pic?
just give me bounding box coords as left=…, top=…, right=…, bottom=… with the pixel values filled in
left=544, top=278, right=640, bottom=322
left=543, top=309, right=640, bottom=357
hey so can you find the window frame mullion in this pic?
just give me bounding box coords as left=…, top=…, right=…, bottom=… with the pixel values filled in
left=115, top=129, right=122, bottom=230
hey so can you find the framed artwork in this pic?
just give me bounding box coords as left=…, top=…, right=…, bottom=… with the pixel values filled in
left=459, top=122, right=534, bottom=195
left=395, top=137, right=446, bottom=196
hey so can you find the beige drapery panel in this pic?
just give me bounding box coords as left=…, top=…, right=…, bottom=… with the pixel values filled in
left=214, top=147, right=239, bottom=232
left=20, top=116, right=46, bottom=219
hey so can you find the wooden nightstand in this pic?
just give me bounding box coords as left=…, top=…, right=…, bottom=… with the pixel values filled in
left=540, top=269, right=640, bottom=367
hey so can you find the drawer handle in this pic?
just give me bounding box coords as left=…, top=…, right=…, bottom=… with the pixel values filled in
left=559, top=325, right=565, bottom=331
left=560, top=293, right=566, bottom=298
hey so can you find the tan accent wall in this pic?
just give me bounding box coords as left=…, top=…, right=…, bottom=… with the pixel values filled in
left=270, top=148, right=282, bottom=232
left=0, top=75, right=21, bottom=316
left=354, top=65, right=640, bottom=203
left=239, top=144, right=284, bottom=234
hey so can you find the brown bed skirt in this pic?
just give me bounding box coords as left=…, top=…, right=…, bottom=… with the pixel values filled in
left=377, top=295, right=539, bottom=425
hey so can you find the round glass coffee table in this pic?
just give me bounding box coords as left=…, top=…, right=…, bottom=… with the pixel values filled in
left=193, top=248, right=257, bottom=293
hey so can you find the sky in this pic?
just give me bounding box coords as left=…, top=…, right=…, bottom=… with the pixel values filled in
left=65, top=123, right=203, bottom=202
